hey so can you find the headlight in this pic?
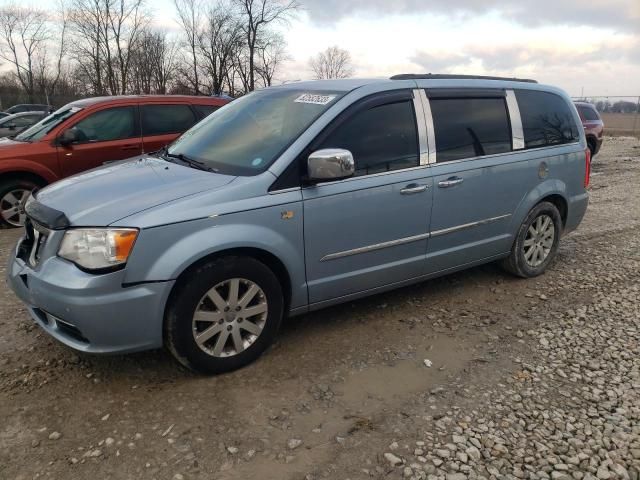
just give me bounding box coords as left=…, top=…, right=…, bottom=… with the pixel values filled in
left=58, top=228, right=138, bottom=271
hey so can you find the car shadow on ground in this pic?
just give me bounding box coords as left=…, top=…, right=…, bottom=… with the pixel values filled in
left=74, top=260, right=514, bottom=383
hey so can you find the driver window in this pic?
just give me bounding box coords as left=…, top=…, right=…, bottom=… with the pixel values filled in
left=317, top=100, right=419, bottom=177
left=72, top=107, right=137, bottom=143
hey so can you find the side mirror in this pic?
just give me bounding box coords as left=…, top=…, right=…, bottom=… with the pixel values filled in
left=7, top=124, right=16, bottom=131
left=58, top=128, right=80, bottom=146
left=307, top=149, right=355, bottom=183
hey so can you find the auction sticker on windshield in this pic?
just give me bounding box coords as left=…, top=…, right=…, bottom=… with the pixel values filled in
left=294, top=93, right=337, bottom=105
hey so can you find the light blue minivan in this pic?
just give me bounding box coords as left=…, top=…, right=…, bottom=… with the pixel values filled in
left=7, top=75, right=590, bottom=373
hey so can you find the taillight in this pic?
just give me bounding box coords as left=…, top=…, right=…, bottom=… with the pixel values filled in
left=584, top=148, right=591, bottom=188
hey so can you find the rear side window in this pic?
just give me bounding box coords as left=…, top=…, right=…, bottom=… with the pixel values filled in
left=73, top=106, right=138, bottom=142
left=193, top=104, right=220, bottom=119
left=318, top=100, right=419, bottom=176
left=141, top=104, right=197, bottom=136
left=430, top=97, right=512, bottom=163
left=516, top=90, right=579, bottom=148
left=577, top=105, right=600, bottom=121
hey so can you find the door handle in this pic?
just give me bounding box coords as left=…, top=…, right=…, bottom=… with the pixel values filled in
left=121, top=144, right=140, bottom=151
left=438, top=177, right=464, bottom=188
left=400, top=183, right=428, bottom=195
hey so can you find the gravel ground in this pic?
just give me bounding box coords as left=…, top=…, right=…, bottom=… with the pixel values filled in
left=0, top=137, right=639, bottom=480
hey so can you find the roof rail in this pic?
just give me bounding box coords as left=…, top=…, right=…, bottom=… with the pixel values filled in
left=390, top=73, right=538, bottom=84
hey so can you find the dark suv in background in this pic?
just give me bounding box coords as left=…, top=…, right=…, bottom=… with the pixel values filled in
left=574, top=102, right=604, bottom=157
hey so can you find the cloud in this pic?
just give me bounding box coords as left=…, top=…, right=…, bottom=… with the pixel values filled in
left=409, top=51, right=471, bottom=72
left=410, top=40, right=640, bottom=74
left=303, top=0, right=640, bottom=32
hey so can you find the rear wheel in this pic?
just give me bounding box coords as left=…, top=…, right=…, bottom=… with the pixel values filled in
left=0, top=179, right=39, bottom=228
left=587, top=137, right=597, bottom=158
left=165, top=256, right=284, bottom=374
left=501, top=202, right=562, bottom=278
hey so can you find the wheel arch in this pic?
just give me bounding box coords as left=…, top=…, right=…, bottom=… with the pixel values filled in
left=511, top=180, right=570, bottom=234
left=538, top=193, right=568, bottom=227
left=0, top=160, right=58, bottom=186
left=0, top=170, right=50, bottom=188
left=167, top=246, right=293, bottom=317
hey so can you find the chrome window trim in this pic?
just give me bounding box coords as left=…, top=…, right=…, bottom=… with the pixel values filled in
left=268, top=186, right=302, bottom=195
left=302, top=163, right=433, bottom=189
left=320, top=213, right=512, bottom=261
left=299, top=140, right=581, bottom=189
left=412, top=89, right=429, bottom=165
left=506, top=90, right=525, bottom=150
left=427, top=141, right=581, bottom=167
left=420, top=90, right=437, bottom=164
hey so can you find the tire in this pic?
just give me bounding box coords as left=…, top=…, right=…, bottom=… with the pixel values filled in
left=0, top=178, right=40, bottom=228
left=500, top=202, right=563, bottom=278
left=165, top=256, right=284, bottom=374
left=587, top=138, right=597, bottom=158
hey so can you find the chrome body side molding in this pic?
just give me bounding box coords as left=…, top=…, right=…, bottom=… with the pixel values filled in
left=320, top=232, right=431, bottom=262
left=430, top=214, right=512, bottom=237
left=320, top=214, right=512, bottom=261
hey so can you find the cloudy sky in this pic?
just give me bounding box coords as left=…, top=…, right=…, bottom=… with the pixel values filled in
left=160, top=0, right=640, bottom=97
left=7, top=0, right=639, bottom=97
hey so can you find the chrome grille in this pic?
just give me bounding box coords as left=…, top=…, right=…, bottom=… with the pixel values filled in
left=19, top=218, right=50, bottom=267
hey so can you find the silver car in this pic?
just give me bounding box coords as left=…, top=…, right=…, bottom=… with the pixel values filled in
left=0, top=111, right=46, bottom=138
left=7, top=75, right=590, bottom=374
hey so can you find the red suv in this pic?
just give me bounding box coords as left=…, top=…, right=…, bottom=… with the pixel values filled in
left=0, top=95, right=229, bottom=227
left=574, top=101, right=604, bottom=158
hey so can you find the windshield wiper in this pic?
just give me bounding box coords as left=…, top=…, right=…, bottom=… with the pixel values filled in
left=161, top=149, right=218, bottom=173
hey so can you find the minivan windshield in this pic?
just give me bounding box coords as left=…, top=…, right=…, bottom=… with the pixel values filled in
left=167, top=89, right=343, bottom=175
left=15, top=106, right=83, bottom=142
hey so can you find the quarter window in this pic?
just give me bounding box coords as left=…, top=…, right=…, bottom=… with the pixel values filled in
left=72, top=107, right=137, bottom=143
left=430, top=97, right=512, bottom=163
left=193, top=104, right=220, bottom=119
left=141, top=104, right=197, bottom=136
left=516, top=90, right=580, bottom=148
left=318, top=100, right=419, bottom=176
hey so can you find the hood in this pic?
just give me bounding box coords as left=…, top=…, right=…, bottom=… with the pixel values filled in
left=0, top=137, right=22, bottom=150
left=36, top=156, right=237, bottom=226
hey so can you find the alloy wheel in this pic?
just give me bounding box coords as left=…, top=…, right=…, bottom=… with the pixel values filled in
left=192, top=278, right=268, bottom=357
left=0, top=188, right=29, bottom=227
left=523, top=214, right=555, bottom=268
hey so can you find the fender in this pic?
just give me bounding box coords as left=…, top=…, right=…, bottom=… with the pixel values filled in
left=123, top=211, right=308, bottom=309
left=509, top=178, right=568, bottom=235
left=0, top=159, right=59, bottom=184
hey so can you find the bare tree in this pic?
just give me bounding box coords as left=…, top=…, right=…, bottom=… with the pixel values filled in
left=109, top=0, right=148, bottom=94
left=130, top=28, right=178, bottom=93
left=309, top=46, right=354, bottom=80
left=255, top=31, right=287, bottom=87
left=36, top=2, right=69, bottom=104
left=173, top=0, right=202, bottom=94
left=0, top=5, right=51, bottom=102
left=233, top=0, right=298, bottom=91
left=68, top=0, right=148, bottom=95
left=198, top=3, right=243, bottom=95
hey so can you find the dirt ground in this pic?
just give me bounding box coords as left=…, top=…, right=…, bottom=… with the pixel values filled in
left=1, top=137, right=639, bottom=480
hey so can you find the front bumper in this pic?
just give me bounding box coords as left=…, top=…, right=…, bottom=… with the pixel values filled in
left=6, top=242, right=174, bottom=354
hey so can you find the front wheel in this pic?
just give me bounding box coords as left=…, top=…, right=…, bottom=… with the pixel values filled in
left=0, top=179, right=39, bottom=228
left=165, top=256, right=284, bottom=374
left=501, top=202, right=563, bottom=278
